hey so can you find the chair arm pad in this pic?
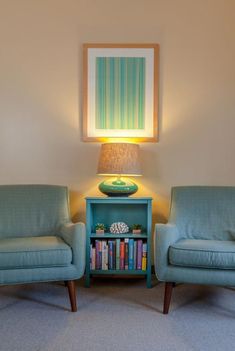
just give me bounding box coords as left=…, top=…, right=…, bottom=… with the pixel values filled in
left=154, top=224, right=180, bottom=280
left=60, top=222, right=86, bottom=271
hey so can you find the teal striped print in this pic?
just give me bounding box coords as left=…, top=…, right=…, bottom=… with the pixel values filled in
left=95, top=57, right=145, bottom=129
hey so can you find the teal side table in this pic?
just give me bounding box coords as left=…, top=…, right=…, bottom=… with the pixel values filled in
left=85, top=197, right=152, bottom=288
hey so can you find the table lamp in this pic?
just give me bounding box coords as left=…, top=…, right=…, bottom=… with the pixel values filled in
left=97, top=142, right=142, bottom=196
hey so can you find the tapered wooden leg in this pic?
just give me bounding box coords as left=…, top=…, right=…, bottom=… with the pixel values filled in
left=67, top=280, right=77, bottom=312
left=163, top=282, right=174, bottom=314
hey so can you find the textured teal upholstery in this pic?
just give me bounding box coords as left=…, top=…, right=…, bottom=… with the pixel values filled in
left=0, top=185, right=70, bottom=238
left=0, top=185, right=86, bottom=285
left=155, top=186, right=235, bottom=286
left=0, top=236, right=72, bottom=269
left=169, top=186, right=235, bottom=240
left=169, top=239, right=235, bottom=269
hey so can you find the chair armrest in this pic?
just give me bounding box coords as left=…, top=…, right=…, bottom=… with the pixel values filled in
left=60, top=222, right=86, bottom=274
left=154, top=224, right=180, bottom=280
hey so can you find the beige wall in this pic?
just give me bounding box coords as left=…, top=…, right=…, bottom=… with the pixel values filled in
left=0, top=0, right=235, bottom=224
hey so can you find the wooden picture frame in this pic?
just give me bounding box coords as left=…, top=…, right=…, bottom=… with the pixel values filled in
left=83, top=43, right=159, bottom=142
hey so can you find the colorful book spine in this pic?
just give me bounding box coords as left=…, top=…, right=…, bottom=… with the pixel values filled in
left=142, top=243, right=147, bottom=271
left=109, top=240, right=116, bottom=270
left=98, top=241, right=102, bottom=270
left=120, top=241, right=125, bottom=270
left=108, top=241, right=112, bottom=269
left=137, top=240, right=143, bottom=270
left=102, top=241, right=108, bottom=270
left=128, top=239, right=134, bottom=270
left=92, top=247, right=96, bottom=270
left=124, top=238, right=129, bottom=270
left=134, top=240, right=137, bottom=270
left=104, top=242, right=108, bottom=270
left=116, top=239, right=120, bottom=270
left=95, top=240, right=100, bottom=269
left=90, top=244, right=92, bottom=269
left=113, top=240, right=116, bottom=270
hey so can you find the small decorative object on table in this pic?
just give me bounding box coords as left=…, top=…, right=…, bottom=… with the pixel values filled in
left=131, top=224, right=142, bottom=234
left=95, top=223, right=106, bottom=235
left=110, top=222, right=129, bottom=234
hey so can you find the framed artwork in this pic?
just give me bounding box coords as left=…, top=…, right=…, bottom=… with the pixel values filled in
left=83, top=43, right=159, bottom=142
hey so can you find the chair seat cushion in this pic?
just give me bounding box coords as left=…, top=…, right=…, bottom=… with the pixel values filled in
left=169, top=239, right=235, bottom=269
left=0, top=236, right=72, bottom=269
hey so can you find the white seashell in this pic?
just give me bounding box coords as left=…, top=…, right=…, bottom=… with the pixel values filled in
left=110, top=222, right=129, bottom=234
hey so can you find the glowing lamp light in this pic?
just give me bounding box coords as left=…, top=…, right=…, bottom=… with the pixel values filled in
left=97, top=142, right=142, bottom=197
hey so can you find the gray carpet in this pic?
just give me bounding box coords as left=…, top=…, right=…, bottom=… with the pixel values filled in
left=0, top=277, right=235, bottom=351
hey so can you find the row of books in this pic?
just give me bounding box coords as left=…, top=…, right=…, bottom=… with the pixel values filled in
left=90, top=239, right=147, bottom=271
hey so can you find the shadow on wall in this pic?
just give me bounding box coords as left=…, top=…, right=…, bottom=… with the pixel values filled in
left=69, top=190, right=85, bottom=223
left=69, top=180, right=100, bottom=223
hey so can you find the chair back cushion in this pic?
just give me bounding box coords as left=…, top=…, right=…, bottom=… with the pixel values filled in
left=169, top=186, right=235, bottom=240
left=0, top=185, right=70, bottom=238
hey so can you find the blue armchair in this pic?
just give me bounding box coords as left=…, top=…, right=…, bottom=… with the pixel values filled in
left=154, top=186, right=235, bottom=314
left=0, top=185, right=86, bottom=312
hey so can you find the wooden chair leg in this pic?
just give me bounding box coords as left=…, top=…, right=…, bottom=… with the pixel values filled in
left=67, top=280, right=77, bottom=312
left=163, top=282, right=174, bottom=314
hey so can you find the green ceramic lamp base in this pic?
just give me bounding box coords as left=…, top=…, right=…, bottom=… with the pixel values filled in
left=98, top=177, right=138, bottom=197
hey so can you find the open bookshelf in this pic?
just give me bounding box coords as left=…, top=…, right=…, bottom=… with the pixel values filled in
left=85, top=197, right=152, bottom=288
